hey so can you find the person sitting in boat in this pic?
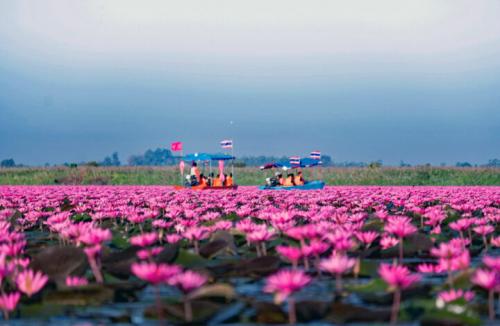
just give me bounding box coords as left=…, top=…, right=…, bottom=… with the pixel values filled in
left=213, top=173, right=223, bottom=187
left=190, top=162, right=201, bottom=183
left=208, top=173, right=215, bottom=186
left=266, top=172, right=281, bottom=186
left=283, top=173, right=295, bottom=187
left=294, top=171, right=305, bottom=186
left=199, top=174, right=208, bottom=188
left=278, top=173, right=285, bottom=185
left=225, top=173, right=234, bottom=187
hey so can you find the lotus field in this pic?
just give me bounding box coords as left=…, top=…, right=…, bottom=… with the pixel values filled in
left=0, top=186, right=500, bottom=325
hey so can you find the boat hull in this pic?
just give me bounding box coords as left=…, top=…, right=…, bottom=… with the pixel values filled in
left=259, top=180, right=325, bottom=191
left=174, top=185, right=238, bottom=191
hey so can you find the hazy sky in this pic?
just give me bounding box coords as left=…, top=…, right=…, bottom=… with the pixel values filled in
left=1, top=0, right=499, bottom=165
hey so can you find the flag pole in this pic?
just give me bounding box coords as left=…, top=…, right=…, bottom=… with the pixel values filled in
left=231, top=145, right=234, bottom=182
left=180, top=149, right=183, bottom=186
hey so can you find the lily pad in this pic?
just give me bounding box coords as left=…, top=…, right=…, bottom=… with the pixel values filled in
left=325, top=302, right=391, bottom=324
left=30, top=245, right=87, bottom=284
left=187, top=283, right=236, bottom=301
left=44, top=284, right=114, bottom=306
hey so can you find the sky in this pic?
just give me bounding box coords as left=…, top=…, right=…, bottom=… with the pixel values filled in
left=0, top=0, right=499, bottom=166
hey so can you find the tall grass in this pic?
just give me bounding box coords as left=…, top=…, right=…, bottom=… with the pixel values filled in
left=0, top=166, right=498, bottom=185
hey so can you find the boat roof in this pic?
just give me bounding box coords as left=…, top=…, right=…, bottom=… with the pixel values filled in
left=260, top=158, right=322, bottom=170
left=183, top=153, right=235, bottom=161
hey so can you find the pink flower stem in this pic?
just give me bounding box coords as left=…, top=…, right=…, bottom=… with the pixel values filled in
left=155, top=285, right=164, bottom=323
left=390, top=289, right=401, bottom=325
left=315, top=255, right=321, bottom=277
left=489, top=289, right=495, bottom=320
left=335, top=273, right=342, bottom=294
left=261, top=242, right=267, bottom=256
left=303, top=257, right=310, bottom=271
left=88, top=256, right=104, bottom=283
left=483, top=236, right=489, bottom=253
left=256, top=243, right=262, bottom=257
left=398, top=237, right=403, bottom=262
left=194, top=240, right=199, bottom=255
left=184, top=297, right=193, bottom=322
left=288, top=297, right=297, bottom=324
left=299, top=239, right=309, bottom=270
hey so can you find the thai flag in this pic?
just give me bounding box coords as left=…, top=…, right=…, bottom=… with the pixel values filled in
left=220, top=139, right=233, bottom=149
left=310, top=150, right=321, bottom=160
left=289, top=156, right=301, bottom=167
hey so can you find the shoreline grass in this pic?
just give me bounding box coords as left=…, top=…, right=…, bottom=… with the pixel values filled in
left=0, top=166, right=498, bottom=186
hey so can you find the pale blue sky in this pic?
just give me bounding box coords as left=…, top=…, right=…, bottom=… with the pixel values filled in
left=0, top=0, right=499, bottom=165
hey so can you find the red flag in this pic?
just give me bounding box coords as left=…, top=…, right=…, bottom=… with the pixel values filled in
left=171, top=141, right=183, bottom=152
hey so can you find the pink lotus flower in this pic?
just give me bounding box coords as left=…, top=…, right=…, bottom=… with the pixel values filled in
left=276, top=246, right=302, bottom=269
left=0, top=254, right=13, bottom=284
left=379, top=263, right=420, bottom=324
left=384, top=217, right=417, bottom=261
left=355, top=231, right=379, bottom=248
left=320, top=253, right=356, bottom=292
left=384, top=217, right=417, bottom=239
left=417, top=263, right=444, bottom=274
left=65, top=276, right=88, bottom=287
left=137, top=246, right=163, bottom=260
left=380, top=236, right=399, bottom=250
left=472, top=268, right=497, bottom=290
left=78, top=228, right=112, bottom=246
left=473, top=225, right=494, bottom=236
left=130, top=232, right=158, bottom=247
left=171, top=270, right=208, bottom=323
left=483, top=256, right=500, bottom=272
left=320, top=254, right=356, bottom=275
left=379, top=263, right=421, bottom=290
left=16, top=269, right=48, bottom=297
left=264, top=269, right=311, bottom=303
left=165, top=234, right=182, bottom=244
left=491, top=236, right=500, bottom=248
left=0, top=292, right=20, bottom=320
left=264, top=269, right=311, bottom=324
left=131, top=262, right=181, bottom=285
left=171, top=270, right=207, bottom=293
left=472, top=268, right=498, bottom=320
left=437, top=289, right=474, bottom=304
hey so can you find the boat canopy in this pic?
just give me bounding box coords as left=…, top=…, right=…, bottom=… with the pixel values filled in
left=260, top=158, right=322, bottom=170
left=183, top=153, right=235, bottom=161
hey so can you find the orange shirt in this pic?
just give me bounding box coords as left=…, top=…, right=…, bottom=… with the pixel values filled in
left=225, top=176, right=233, bottom=186
left=284, top=176, right=294, bottom=186
left=294, top=175, right=304, bottom=185
left=213, top=178, right=222, bottom=187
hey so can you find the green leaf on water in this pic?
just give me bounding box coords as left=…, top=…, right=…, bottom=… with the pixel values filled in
left=174, top=249, right=209, bottom=268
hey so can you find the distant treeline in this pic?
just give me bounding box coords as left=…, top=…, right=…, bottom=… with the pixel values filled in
left=1, top=148, right=500, bottom=168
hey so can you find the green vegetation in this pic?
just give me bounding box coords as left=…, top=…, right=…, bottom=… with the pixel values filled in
left=0, top=166, right=498, bottom=186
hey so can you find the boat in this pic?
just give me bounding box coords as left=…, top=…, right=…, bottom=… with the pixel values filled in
left=174, top=185, right=238, bottom=191
left=176, top=152, right=238, bottom=190
left=259, top=156, right=325, bottom=191
left=259, top=180, right=325, bottom=191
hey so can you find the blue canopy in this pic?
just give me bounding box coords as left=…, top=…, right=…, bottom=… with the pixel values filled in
left=261, top=158, right=322, bottom=170
left=183, top=153, right=235, bottom=161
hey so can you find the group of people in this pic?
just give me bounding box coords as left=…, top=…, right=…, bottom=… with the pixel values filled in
left=266, top=170, right=305, bottom=187
left=186, top=162, right=233, bottom=188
